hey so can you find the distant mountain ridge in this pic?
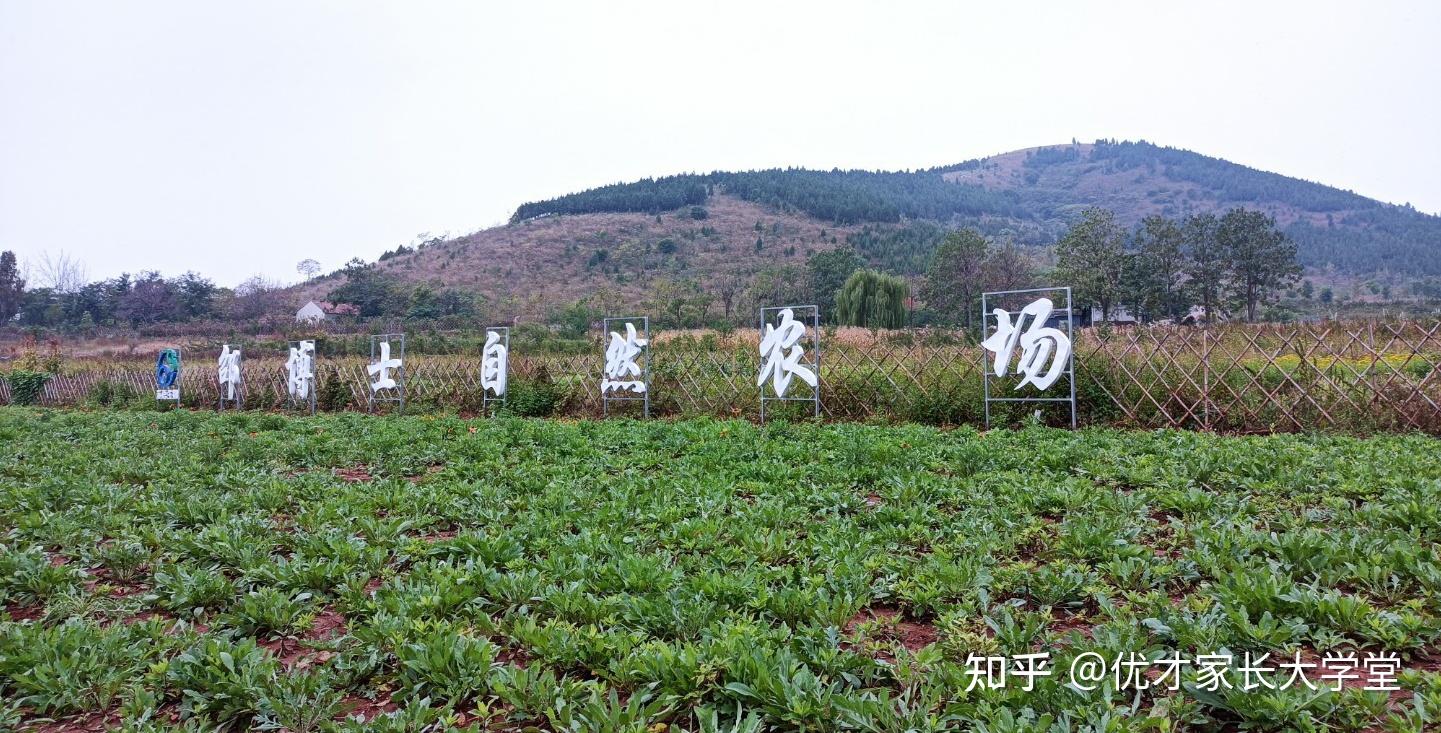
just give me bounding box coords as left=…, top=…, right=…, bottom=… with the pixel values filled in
left=290, top=140, right=1440, bottom=320
left=512, top=140, right=1441, bottom=276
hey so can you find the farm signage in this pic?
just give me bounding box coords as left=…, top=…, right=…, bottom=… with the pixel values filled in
left=286, top=339, right=316, bottom=414
left=481, top=327, right=509, bottom=413
left=980, top=299, right=1071, bottom=391
left=601, top=316, right=649, bottom=417
left=155, top=348, right=181, bottom=402
left=758, top=305, right=820, bottom=422
left=367, top=334, right=405, bottom=413
left=980, top=287, right=1077, bottom=429
left=217, top=344, right=242, bottom=409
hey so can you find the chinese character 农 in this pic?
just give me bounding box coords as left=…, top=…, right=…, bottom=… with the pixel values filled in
left=757, top=308, right=817, bottom=398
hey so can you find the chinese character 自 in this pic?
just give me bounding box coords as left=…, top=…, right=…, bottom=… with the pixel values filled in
left=481, top=330, right=508, bottom=397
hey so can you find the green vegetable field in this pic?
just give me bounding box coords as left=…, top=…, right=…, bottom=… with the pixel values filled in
left=1, top=408, right=1439, bottom=731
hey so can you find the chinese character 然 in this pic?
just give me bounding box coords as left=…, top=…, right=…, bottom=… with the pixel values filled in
left=980, top=297, right=1072, bottom=391
left=481, top=330, right=508, bottom=397
left=217, top=345, right=241, bottom=400
left=286, top=340, right=315, bottom=400
left=602, top=323, right=647, bottom=394
left=369, top=340, right=402, bottom=392
left=757, top=308, right=817, bottom=397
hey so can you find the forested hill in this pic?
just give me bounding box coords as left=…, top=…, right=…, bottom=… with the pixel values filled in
left=512, top=140, right=1441, bottom=276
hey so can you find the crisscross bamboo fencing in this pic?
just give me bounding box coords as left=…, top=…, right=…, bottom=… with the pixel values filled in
left=4, top=320, right=1439, bottom=434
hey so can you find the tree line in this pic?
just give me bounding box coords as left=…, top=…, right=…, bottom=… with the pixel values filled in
left=0, top=257, right=290, bottom=330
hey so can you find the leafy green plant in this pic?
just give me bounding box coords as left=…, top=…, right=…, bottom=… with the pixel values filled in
left=4, top=369, right=51, bottom=406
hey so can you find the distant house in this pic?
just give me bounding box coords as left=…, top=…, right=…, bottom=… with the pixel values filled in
left=296, top=301, right=326, bottom=323
left=1085, top=305, right=1139, bottom=326
left=295, top=301, right=359, bottom=323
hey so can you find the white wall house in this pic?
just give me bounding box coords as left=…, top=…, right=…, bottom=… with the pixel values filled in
left=295, top=301, right=326, bottom=323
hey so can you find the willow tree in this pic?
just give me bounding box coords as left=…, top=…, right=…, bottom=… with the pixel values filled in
left=834, top=269, right=909, bottom=329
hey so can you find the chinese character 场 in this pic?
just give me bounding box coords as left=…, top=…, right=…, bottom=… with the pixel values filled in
left=757, top=308, right=817, bottom=398
left=286, top=340, right=315, bottom=401
left=602, top=322, right=647, bottom=394
left=980, top=297, right=1072, bottom=391
left=217, top=344, right=241, bottom=400
left=368, top=340, right=402, bottom=392
left=481, top=330, right=508, bottom=397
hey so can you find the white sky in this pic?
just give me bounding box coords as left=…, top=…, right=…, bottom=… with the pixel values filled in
left=2, top=0, right=1437, bottom=287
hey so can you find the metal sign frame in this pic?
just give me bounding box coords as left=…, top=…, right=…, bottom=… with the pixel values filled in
left=155, top=348, right=182, bottom=405
left=217, top=345, right=244, bottom=411
left=981, top=286, right=1077, bottom=429
left=287, top=339, right=318, bottom=415
left=481, top=326, right=510, bottom=415
left=758, top=304, right=821, bottom=424
left=600, top=316, right=650, bottom=418
left=367, top=333, right=406, bottom=414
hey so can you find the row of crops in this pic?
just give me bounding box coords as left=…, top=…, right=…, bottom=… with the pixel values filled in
left=1, top=408, right=1439, bottom=730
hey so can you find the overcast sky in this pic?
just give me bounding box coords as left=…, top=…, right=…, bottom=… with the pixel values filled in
left=2, top=1, right=1437, bottom=288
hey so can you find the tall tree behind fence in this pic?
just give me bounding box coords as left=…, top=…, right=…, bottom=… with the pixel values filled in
left=4, top=320, right=1439, bottom=434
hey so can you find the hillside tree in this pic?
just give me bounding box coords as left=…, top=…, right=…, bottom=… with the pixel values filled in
left=1219, top=208, right=1301, bottom=321
left=920, top=228, right=990, bottom=330
left=805, top=248, right=864, bottom=320
left=1125, top=215, right=1191, bottom=321
left=1054, top=208, right=1126, bottom=319
left=715, top=273, right=745, bottom=323
left=1182, top=213, right=1226, bottom=322
left=985, top=240, right=1035, bottom=293
left=0, top=251, right=24, bottom=323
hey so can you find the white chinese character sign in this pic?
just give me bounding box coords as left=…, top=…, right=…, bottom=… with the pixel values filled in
left=367, top=334, right=405, bottom=413
left=217, top=344, right=243, bottom=410
left=286, top=340, right=317, bottom=414
left=481, top=327, right=509, bottom=414
left=758, top=305, right=820, bottom=422
left=155, top=348, right=182, bottom=403
left=980, top=287, right=1076, bottom=429
left=601, top=317, right=649, bottom=418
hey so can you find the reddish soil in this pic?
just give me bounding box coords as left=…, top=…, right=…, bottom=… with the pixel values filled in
left=864, top=493, right=883, bottom=507
left=405, top=464, right=446, bottom=483
left=18, top=708, right=122, bottom=732
left=4, top=602, right=44, bottom=622
left=843, top=606, right=940, bottom=661
left=83, top=566, right=149, bottom=597
left=1047, top=610, right=1094, bottom=641
left=334, top=465, right=374, bottom=483
left=256, top=607, right=347, bottom=670
left=416, top=529, right=458, bottom=543
left=337, top=693, right=399, bottom=722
